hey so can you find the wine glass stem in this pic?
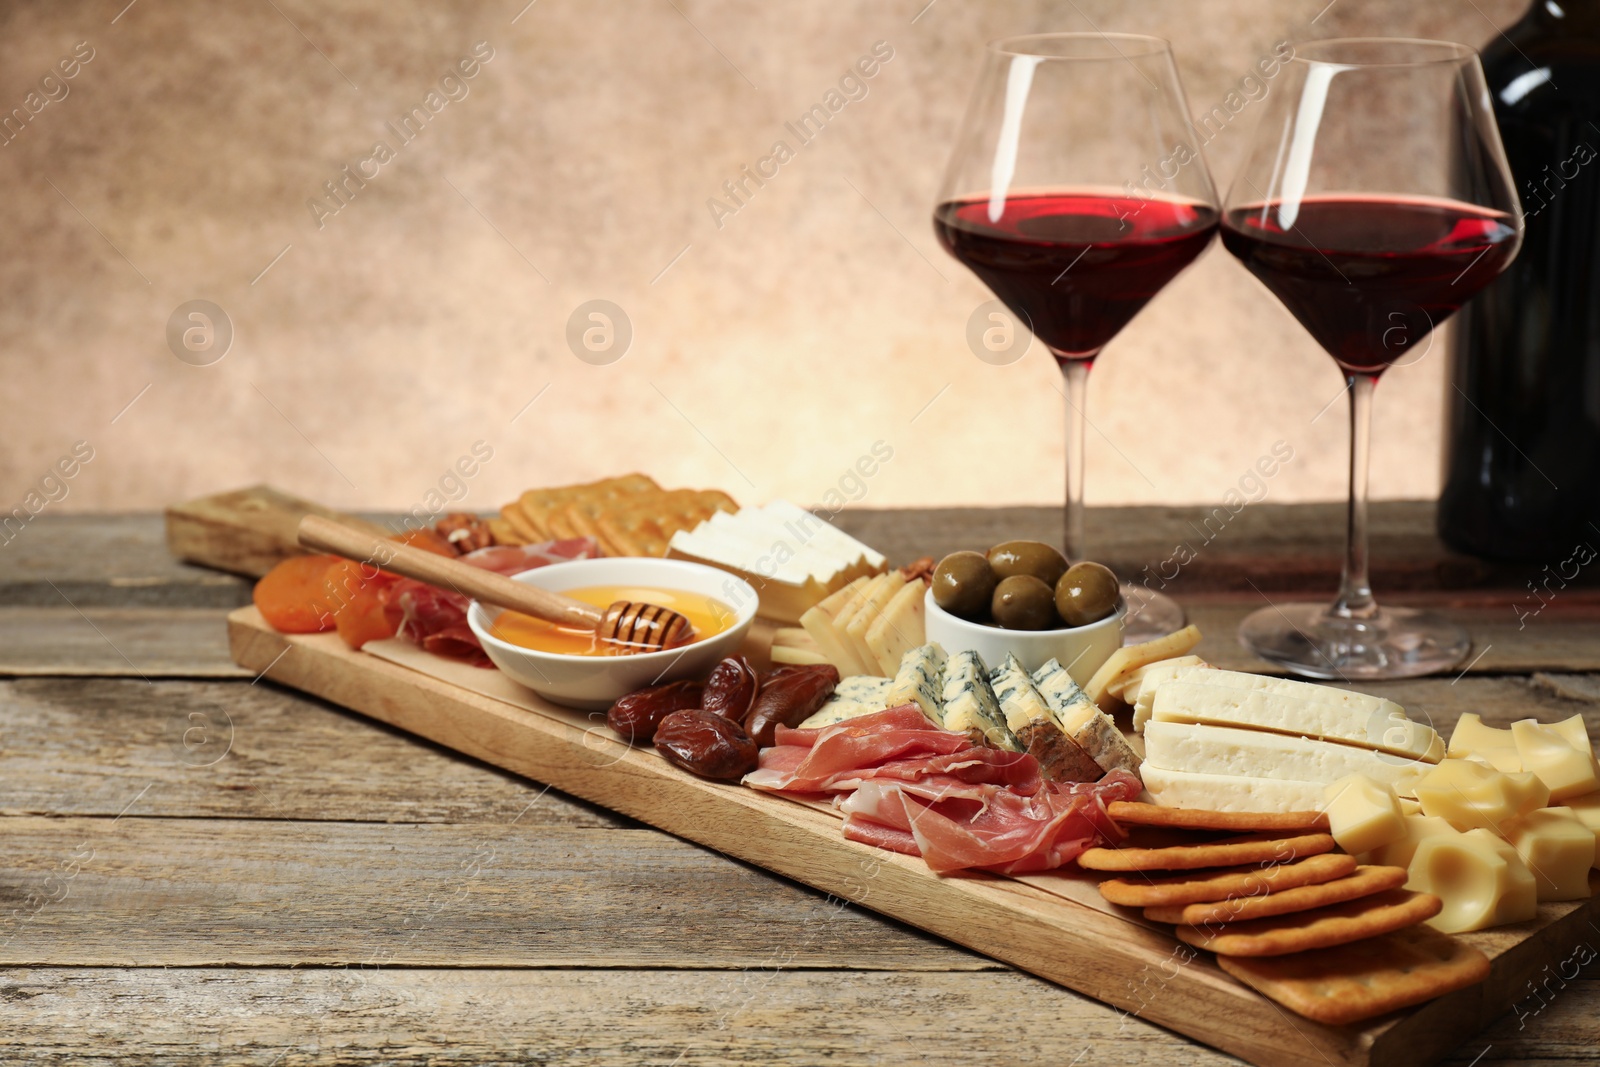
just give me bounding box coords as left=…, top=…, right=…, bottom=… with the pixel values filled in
left=1334, top=374, right=1378, bottom=620
left=1061, top=359, right=1091, bottom=562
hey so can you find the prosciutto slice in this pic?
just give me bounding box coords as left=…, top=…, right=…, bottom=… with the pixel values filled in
left=746, top=705, right=1142, bottom=874
left=393, top=536, right=600, bottom=666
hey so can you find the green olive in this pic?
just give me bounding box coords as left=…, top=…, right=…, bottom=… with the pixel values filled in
left=986, top=540, right=1069, bottom=588
left=1055, top=561, right=1120, bottom=627
left=931, top=551, right=998, bottom=620
left=990, top=574, right=1058, bottom=631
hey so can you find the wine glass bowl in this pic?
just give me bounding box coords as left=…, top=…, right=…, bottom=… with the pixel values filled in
left=934, top=33, right=1221, bottom=642
left=1220, top=38, right=1523, bottom=679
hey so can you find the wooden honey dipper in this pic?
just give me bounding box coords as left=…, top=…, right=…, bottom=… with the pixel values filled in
left=297, top=515, right=695, bottom=653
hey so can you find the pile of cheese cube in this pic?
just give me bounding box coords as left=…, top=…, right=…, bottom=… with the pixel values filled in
left=1327, top=713, right=1600, bottom=933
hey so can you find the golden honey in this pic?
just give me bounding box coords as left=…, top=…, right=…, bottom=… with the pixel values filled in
left=486, top=585, right=736, bottom=656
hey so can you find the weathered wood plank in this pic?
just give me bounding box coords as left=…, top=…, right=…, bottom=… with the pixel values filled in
left=4, top=675, right=1593, bottom=825
left=0, top=816, right=986, bottom=970
left=0, top=678, right=621, bottom=826
left=0, top=608, right=245, bottom=678
left=0, top=966, right=1592, bottom=1067
left=0, top=516, right=250, bottom=608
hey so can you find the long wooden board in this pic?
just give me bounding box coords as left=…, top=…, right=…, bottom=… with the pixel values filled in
left=228, top=606, right=1600, bottom=1067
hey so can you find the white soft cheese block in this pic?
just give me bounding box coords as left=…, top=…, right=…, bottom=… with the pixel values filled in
left=1142, top=721, right=1430, bottom=796
left=1151, top=679, right=1444, bottom=763
left=1140, top=765, right=1329, bottom=813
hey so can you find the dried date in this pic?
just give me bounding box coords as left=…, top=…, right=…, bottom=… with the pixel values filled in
left=744, top=664, right=841, bottom=747
left=605, top=679, right=705, bottom=743
left=654, top=709, right=759, bottom=780
left=701, top=655, right=758, bottom=721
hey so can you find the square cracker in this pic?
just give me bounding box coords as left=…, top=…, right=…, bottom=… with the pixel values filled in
left=1107, top=801, right=1329, bottom=834
left=1218, top=924, right=1490, bottom=1025
left=1176, top=888, right=1442, bottom=957
left=1098, top=853, right=1358, bottom=908
left=1078, top=831, right=1335, bottom=872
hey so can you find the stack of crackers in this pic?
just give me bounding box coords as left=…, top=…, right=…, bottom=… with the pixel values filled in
left=1086, top=802, right=1490, bottom=1025
left=488, top=475, right=737, bottom=557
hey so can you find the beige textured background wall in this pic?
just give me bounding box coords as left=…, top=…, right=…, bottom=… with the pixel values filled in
left=1, top=0, right=1524, bottom=519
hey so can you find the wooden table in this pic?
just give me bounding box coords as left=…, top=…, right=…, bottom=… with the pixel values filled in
left=3, top=504, right=1597, bottom=1065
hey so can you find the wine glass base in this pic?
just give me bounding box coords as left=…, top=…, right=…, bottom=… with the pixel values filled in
left=1119, top=585, right=1187, bottom=645
left=1238, top=602, right=1471, bottom=680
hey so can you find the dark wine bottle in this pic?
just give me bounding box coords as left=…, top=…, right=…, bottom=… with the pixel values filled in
left=1440, top=0, right=1600, bottom=561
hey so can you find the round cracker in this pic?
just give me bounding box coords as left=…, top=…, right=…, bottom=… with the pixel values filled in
left=1107, top=800, right=1329, bottom=834
left=1176, top=888, right=1443, bottom=957
left=1077, top=831, right=1335, bottom=872
left=1143, top=865, right=1409, bottom=925
left=1098, top=853, right=1359, bottom=908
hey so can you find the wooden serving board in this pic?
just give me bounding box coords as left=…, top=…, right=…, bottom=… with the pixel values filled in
left=228, top=605, right=1600, bottom=1067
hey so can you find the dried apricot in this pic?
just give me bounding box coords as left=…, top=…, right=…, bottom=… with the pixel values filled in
left=253, top=554, right=343, bottom=633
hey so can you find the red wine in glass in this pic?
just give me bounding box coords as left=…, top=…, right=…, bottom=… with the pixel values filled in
left=1221, top=195, right=1519, bottom=374
left=935, top=192, right=1219, bottom=362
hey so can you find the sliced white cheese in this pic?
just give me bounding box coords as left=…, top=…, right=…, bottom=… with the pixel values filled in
left=798, top=675, right=892, bottom=728
left=941, top=650, right=1018, bottom=751
left=1152, top=679, right=1444, bottom=763
left=1141, top=765, right=1330, bottom=813
left=1142, top=721, right=1430, bottom=797
left=1131, top=658, right=1215, bottom=733
left=864, top=579, right=927, bottom=676
left=884, top=643, right=946, bottom=724
left=1034, top=657, right=1141, bottom=776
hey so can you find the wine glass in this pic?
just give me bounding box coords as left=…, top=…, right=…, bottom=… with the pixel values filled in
left=934, top=33, right=1220, bottom=644
left=1220, top=38, right=1523, bottom=679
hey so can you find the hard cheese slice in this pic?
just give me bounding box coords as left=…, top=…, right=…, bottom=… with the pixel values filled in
left=1033, top=658, right=1141, bottom=776
left=883, top=643, right=946, bottom=725
left=941, top=650, right=1018, bottom=751
left=798, top=675, right=892, bottom=729
left=1151, top=678, right=1443, bottom=763
left=990, top=654, right=1101, bottom=782
left=840, top=573, right=906, bottom=674
left=1084, top=624, right=1203, bottom=709
left=1141, top=765, right=1329, bottom=813
left=798, top=576, right=872, bottom=677
left=1142, top=721, right=1431, bottom=796
left=864, top=579, right=928, bottom=676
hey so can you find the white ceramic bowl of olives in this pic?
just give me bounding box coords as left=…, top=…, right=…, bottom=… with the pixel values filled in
left=923, top=541, right=1125, bottom=683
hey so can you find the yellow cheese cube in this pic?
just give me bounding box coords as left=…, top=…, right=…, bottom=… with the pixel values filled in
left=1372, top=814, right=1461, bottom=868
left=1565, top=794, right=1600, bottom=869
left=1407, top=828, right=1538, bottom=933
left=1324, top=774, right=1405, bottom=855
left=1513, top=717, right=1600, bottom=802
left=1398, top=797, right=1424, bottom=816
left=1501, top=807, right=1596, bottom=901
left=1446, top=713, right=1522, bottom=772
left=1415, top=759, right=1550, bottom=832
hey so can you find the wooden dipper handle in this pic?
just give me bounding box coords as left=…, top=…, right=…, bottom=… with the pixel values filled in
left=297, top=515, right=602, bottom=630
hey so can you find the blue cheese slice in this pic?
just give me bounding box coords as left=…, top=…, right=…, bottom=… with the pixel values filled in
left=1033, top=658, right=1142, bottom=777
left=797, top=675, right=892, bottom=729
left=940, top=650, right=1019, bottom=751
left=883, top=643, right=946, bottom=725
left=991, top=654, right=1101, bottom=781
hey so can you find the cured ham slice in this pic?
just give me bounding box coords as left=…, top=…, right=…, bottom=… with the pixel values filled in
left=749, top=704, right=1142, bottom=874
left=393, top=536, right=600, bottom=666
